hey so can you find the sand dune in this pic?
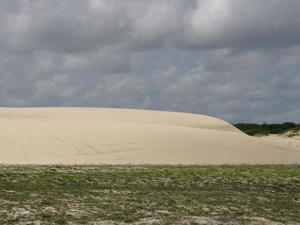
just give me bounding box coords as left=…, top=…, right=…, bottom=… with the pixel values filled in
left=0, top=107, right=299, bottom=164
left=256, top=133, right=300, bottom=151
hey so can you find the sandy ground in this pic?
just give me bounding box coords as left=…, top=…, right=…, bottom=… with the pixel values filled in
left=0, top=107, right=299, bottom=164
left=256, top=133, right=300, bottom=151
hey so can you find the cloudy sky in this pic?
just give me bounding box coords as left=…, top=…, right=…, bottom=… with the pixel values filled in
left=1, top=0, right=300, bottom=123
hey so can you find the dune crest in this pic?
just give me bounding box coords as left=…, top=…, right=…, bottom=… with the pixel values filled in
left=0, top=107, right=299, bottom=164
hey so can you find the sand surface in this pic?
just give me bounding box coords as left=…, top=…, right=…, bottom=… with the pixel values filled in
left=0, top=107, right=299, bottom=164
left=256, top=133, right=300, bottom=151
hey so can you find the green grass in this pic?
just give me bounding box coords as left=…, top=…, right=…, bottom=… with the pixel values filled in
left=0, top=165, right=299, bottom=224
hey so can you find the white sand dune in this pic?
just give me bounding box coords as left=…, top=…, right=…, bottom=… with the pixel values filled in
left=0, top=107, right=299, bottom=164
left=256, top=133, right=300, bottom=151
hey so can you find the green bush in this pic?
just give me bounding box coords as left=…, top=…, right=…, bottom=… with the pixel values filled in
left=233, top=122, right=300, bottom=136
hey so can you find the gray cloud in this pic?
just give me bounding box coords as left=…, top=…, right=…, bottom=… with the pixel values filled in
left=179, top=0, right=300, bottom=49
left=1, top=0, right=300, bottom=123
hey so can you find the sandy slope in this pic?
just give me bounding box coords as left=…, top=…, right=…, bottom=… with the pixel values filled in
left=0, top=107, right=299, bottom=164
left=256, top=133, right=300, bottom=151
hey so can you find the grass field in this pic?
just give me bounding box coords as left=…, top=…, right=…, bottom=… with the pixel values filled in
left=0, top=165, right=299, bottom=224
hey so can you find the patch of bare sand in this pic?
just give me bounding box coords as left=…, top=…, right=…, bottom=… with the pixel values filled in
left=0, top=107, right=299, bottom=164
left=74, top=217, right=299, bottom=225
left=255, top=131, right=300, bottom=151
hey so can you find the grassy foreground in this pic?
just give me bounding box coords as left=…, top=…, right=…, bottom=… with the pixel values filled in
left=0, top=165, right=299, bottom=225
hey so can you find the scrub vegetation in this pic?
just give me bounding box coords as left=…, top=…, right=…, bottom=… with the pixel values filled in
left=0, top=165, right=299, bottom=224
left=234, top=122, right=300, bottom=136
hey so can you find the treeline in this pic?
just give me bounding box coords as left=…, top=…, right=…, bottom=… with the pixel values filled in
left=233, top=122, right=300, bottom=136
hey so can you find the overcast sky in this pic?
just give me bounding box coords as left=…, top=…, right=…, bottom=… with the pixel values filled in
left=1, top=0, right=300, bottom=123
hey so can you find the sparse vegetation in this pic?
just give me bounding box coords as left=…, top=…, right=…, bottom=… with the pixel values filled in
left=0, top=165, right=299, bottom=224
left=234, top=122, right=300, bottom=136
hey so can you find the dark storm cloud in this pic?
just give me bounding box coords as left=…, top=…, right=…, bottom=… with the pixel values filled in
left=1, top=0, right=300, bottom=123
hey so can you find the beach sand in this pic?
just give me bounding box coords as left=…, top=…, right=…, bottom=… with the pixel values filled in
left=0, top=107, right=299, bottom=164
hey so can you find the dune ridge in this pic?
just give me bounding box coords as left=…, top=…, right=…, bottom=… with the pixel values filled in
left=0, top=107, right=299, bottom=164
